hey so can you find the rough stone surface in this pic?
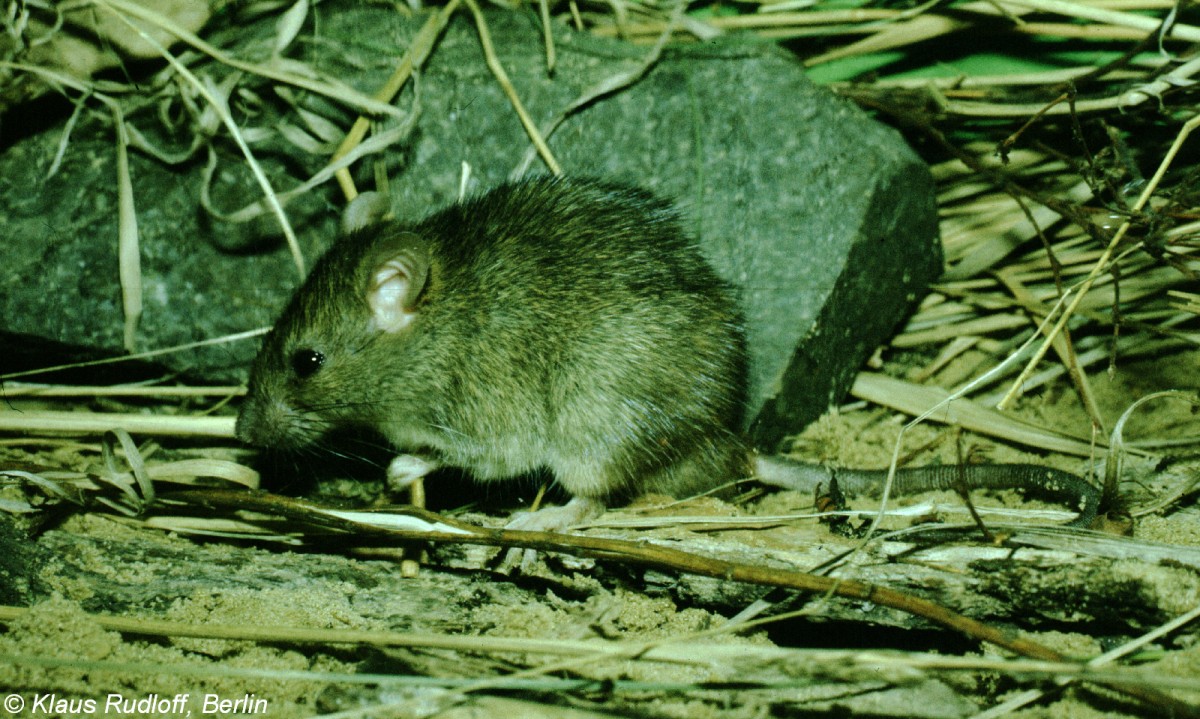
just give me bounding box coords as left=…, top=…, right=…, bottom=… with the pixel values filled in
left=0, top=5, right=939, bottom=448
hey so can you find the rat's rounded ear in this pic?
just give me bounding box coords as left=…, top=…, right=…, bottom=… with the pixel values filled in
left=366, top=231, right=430, bottom=334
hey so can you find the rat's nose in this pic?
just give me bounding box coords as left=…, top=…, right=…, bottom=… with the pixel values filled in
left=236, top=394, right=309, bottom=449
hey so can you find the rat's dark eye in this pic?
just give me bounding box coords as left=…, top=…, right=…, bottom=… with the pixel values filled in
left=290, top=348, right=326, bottom=379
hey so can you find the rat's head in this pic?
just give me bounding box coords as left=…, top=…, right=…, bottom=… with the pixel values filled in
left=236, top=227, right=436, bottom=451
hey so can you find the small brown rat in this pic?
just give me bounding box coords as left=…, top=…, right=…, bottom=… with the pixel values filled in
left=236, top=176, right=752, bottom=526
left=237, top=176, right=1100, bottom=535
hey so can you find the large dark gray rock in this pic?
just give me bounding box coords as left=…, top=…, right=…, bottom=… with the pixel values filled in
left=0, top=6, right=938, bottom=448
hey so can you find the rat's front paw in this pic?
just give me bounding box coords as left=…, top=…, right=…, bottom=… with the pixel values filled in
left=498, top=496, right=605, bottom=573
left=386, top=454, right=440, bottom=492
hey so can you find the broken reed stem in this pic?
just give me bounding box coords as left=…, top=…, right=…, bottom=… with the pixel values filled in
left=0, top=411, right=235, bottom=438
left=1, top=384, right=244, bottom=397
left=155, top=488, right=1198, bottom=717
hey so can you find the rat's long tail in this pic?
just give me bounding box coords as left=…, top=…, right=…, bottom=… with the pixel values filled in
left=754, top=455, right=1099, bottom=527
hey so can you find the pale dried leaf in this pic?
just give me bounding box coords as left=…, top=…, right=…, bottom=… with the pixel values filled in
left=273, top=0, right=309, bottom=56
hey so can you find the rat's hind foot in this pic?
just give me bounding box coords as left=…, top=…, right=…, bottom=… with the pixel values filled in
left=497, top=496, right=605, bottom=573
